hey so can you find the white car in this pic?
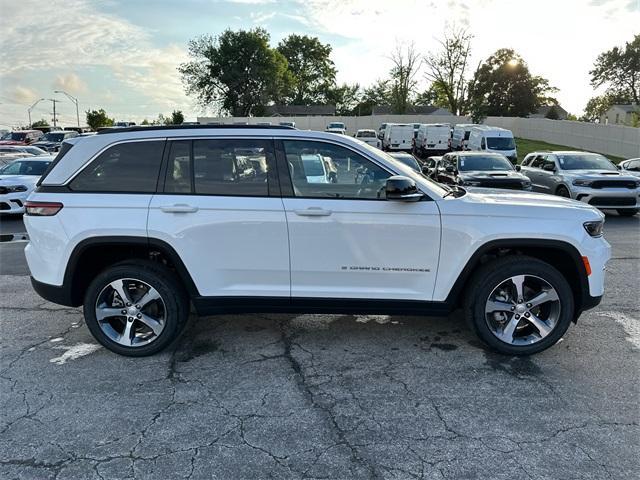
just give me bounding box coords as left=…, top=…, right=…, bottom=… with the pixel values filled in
left=619, top=158, right=640, bottom=178
left=25, top=125, right=610, bottom=357
left=354, top=129, right=381, bottom=148
left=326, top=122, right=346, bottom=135
left=0, top=156, right=54, bottom=214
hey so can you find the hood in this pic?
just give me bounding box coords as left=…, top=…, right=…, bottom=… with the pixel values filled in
left=439, top=188, right=603, bottom=222
left=0, top=174, right=39, bottom=186
left=560, top=169, right=638, bottom=181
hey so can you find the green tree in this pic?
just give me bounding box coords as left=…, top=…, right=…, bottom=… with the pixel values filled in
left=590, top=34, right=639, bottom=105
left=85, top=109, right=114, bottom=131
left=389, top=42, right=421, bottom=114
left=326, top=83, right=361, bottom=115
left=354, top=79, right=391, bottom=115
left=414, top=81, right=450, bottom=109
left=141, top=118, right=150, bottom=125
left=277, top=34, right=336, bottom=105
left=171, top=110, right=184, bottom=125
left=545, top=105, right=560, bottom=120
left=581, top=92, right=627, bottom=122
left=179, top=28, right=292, bottom=116
left=467, top=49, right=557, bottom=122
left=423, top=29, right=473, bottom=115
left=31, top=119, right=49, bottom=128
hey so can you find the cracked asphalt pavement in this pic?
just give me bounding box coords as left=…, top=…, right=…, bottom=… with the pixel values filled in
left=0, top=214, right=638, bottom=479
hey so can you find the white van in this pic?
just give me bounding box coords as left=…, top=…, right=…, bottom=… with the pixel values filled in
left=451, top=124, right=476, bottom=150
left=326, top=122, right=346, bottom=135
left=415, top=123, right=450, bottom=156
left=467, top=126, right=517, bottom=163
left=355, top=129, right=381, bottom=148
left=383, top=124, right=414, bottom=151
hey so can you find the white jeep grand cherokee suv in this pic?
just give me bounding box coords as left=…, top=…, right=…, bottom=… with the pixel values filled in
left=24, top=126, right=611, bottom=357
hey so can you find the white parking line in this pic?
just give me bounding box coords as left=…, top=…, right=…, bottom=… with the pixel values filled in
left=49, top=343, right=101, bottom=365
left=599, top=311, right=640, bottom=348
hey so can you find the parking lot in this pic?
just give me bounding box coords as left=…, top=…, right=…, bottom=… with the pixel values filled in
left=0, top=212, right=638, bottom=479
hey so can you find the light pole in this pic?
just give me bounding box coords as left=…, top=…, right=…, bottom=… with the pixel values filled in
left=27, top=98, right=45, bottom=127
left=54, top=90, right=80, bottom=128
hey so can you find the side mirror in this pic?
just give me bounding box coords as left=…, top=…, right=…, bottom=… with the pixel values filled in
left=385, top=176, right=424, bottom=202
left=543, top=163, right=556, bottom=172
left=616, top=164, right=621, bottom=170
left=515, top=165, right=521, bottom=171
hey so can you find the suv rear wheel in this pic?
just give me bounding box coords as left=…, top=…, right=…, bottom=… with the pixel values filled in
left=464, top=256, right=574, bottom=355
left=83, top=260, right=189, bottom=356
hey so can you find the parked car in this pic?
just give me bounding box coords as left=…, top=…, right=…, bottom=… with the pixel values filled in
left=25, top=125, right=610, bottom=357
left=355, top=129, right=381, bottom=148
left=388, top=152, right=421, bottom=172
left=451, top=124, right=476, bottom=150
left=382, top=124, right=414, bottom=151
left=32, top=130, right=78, bottom=152
left=435, top=152, right=532, bottom=190
left=414, top=123, right=450, bottom=157
left=619, top=158, right=640, bottom=178
left=0, top=156, right=54, bottom=214
left=279, top=121, right=296, bottom=128
left=421, top=156, right=443, bottom=178
left=0, top=145, right=48, bottom=156
left=326, top=122, right=346, bottom=135
left=0, top=130, right=44, bottom=146
left=521, top=151, right=640, bottom=216
left=467, top=126, right=517, bottom=163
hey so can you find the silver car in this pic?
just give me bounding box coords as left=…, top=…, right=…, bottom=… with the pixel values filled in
left=619, top=158, right=640, bottom=178
left=521, top=151, right=640, bottom=216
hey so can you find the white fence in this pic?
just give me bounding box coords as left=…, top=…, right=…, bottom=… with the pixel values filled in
left=197, top=115, right=640, bottom=159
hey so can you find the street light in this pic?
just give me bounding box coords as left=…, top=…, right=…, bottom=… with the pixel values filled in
left=54, top=90, right=80, bottom=128
left=27, top=98, right=45, bottom=127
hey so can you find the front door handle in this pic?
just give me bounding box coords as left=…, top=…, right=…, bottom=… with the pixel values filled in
left=294, top=207, right=332, bottom=217
left=160, top=204, right=199, bottom=213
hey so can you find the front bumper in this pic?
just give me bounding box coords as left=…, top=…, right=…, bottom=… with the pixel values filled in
left=0, top=192, right=28, bottom=214
left=570, top=186, right=640, bottom=210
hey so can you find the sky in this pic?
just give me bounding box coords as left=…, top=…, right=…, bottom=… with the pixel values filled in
left=0, top=0, right=638, bottom=128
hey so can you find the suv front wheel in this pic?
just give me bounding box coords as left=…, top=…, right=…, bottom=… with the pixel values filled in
left=464, top=256, right=574, bottom=355
left=83, top=260, right=189, bottom=356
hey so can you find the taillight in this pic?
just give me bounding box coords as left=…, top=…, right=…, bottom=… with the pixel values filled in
left=24, top=201, right=63, bottom=216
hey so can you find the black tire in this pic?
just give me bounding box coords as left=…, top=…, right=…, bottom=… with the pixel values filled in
left=463, top=255, right=574, bottom=356
left=556, top=186, right=571, bottom=198
left=617, top=209, right=638, bottom=216
left=83, top=260, right=189, bottom=356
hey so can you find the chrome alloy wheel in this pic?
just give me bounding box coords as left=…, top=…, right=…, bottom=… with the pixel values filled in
left=484, top=275, right=561, bottom=346
left=95, top=278, right=166, bottom=347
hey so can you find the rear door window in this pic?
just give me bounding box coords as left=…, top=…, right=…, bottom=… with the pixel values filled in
left=70, top=141, right=165, bottom=192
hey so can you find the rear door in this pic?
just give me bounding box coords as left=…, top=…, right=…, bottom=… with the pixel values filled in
left=278, top=138, right=441, bottom=301
left=148, top=137, right=290, bottom=297
left=522, top=155, right=544, bottom=191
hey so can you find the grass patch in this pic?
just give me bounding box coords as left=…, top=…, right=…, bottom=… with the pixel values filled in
left=515, top=138, right=624, bottom=164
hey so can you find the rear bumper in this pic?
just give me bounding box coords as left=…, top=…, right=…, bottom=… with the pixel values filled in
left=31, top=276, right=76, bottom=307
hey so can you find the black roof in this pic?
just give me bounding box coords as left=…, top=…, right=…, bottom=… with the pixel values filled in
left=96, top=124, right=295, bottom=135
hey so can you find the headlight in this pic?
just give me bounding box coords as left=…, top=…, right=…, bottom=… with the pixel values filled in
left=7, top=185, right=28, bottom=192
left=573, top=179, right=592, bottom=187
left=583, top=220, right=604, bottom=237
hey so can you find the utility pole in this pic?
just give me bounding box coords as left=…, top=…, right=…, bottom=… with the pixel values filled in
left=48, top=99, right=62, bottom=127
left=27, top=98, right=45, bottom=127
left=54, top=90, right=80, bottom=128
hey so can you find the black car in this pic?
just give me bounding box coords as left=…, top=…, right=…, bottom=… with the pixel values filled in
left=435, top=152, right=532, bottom=190
left=388, top=152, right=422, bottom=173
left=32, top=131, right=78, bottom=153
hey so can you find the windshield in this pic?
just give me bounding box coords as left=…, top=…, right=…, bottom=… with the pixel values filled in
left=301, top=154, right=326, bottom=176
left=556, top=154, right=617, bottom=171
left=43, top=133, right=66, bottom=142
left=357, top=131, right=376, bottom=138
left=486, top=137, right=515, bottom=150
left=0, top=160, right=51, bottom=175
left=7, top=132, right=27, bottom=141
left=356, top=139, right=450, bottom=198
left=459, top=155, right=514, bottom=171
left=328, top=123, right=345, bottom=129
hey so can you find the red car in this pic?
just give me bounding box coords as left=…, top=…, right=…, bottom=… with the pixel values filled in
left=0, top=130, right=44, bottom=146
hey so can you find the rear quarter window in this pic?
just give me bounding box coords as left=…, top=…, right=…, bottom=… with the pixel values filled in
left=70, top=140, right=165, bottom=192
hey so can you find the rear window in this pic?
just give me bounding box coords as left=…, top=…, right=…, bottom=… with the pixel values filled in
left=357, top=131, right=376, bottom=138
left=70, top=141, right=165, bottom=192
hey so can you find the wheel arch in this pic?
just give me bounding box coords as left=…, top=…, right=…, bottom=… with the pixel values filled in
left=445, top=238, right=589, bottom=320
left=63, top=236, right=200, bottom=306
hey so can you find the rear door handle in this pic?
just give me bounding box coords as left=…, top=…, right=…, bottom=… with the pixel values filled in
left=294, top=207, right=332, bottom=217
left=160, top=204, right=199, bottom=213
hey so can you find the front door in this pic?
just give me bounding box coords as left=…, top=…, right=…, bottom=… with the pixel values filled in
left=148, top=137, right=290, bottom=297
left=278, top=139, right=441, bottom=301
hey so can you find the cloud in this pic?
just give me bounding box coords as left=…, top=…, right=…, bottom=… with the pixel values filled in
left=11, top=86, right=40, bottom=104
left=53, top=73, right=88, bottom=95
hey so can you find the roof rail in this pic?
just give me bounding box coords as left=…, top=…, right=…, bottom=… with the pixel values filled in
left=96, top=124, right=296, bottom=135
